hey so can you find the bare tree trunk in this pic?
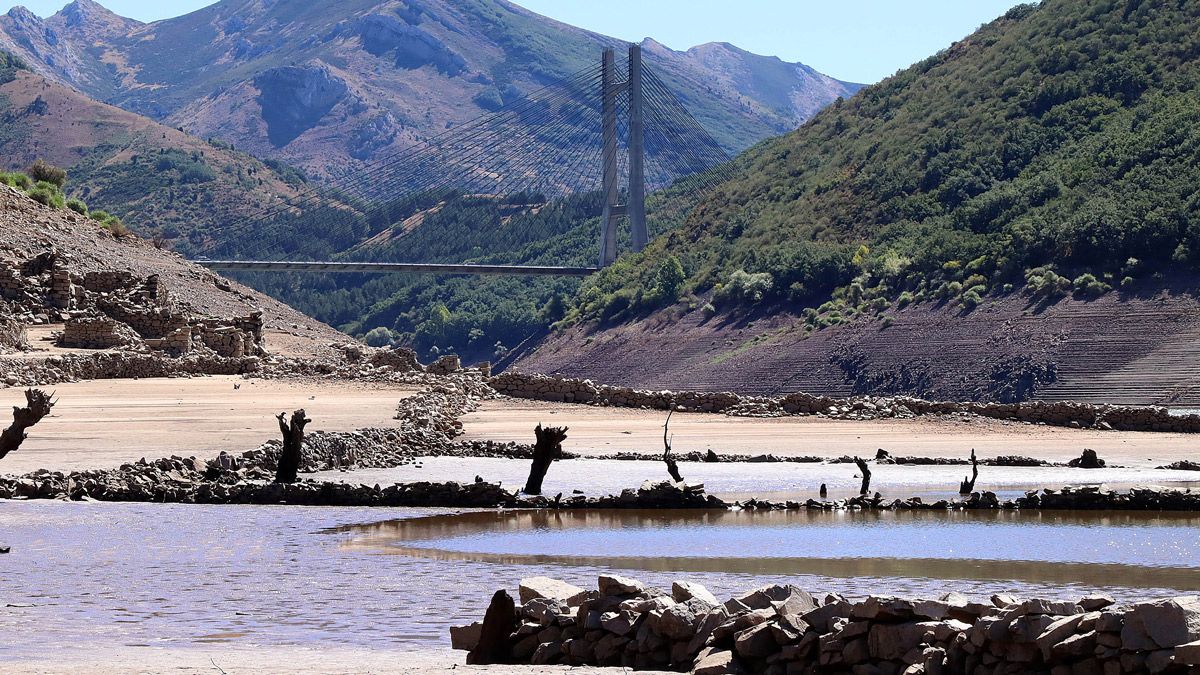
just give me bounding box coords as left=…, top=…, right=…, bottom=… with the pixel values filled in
left=959, top=448, right=979, bottom=495
left=524, top=424, right=567, bottom=495
left=0, top=389, right=56, bottom=461
left=854, top=456, right=872, bottom=496
left=662, top=409, right=683, bottom=482
left=274, top=409, right=310, bottom=483
left=467, top=589, right=517, bottom=665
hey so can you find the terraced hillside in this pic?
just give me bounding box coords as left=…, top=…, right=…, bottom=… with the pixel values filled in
left=515, top=281, right=1200, bottom=406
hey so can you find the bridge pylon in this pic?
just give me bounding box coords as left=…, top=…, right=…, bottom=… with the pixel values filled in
left=598, top=44, right=648, bottom=268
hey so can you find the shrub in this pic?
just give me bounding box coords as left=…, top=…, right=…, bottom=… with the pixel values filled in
left=713, top=269, right=774, bottom=305
left=961, top=289, right=983, bottom=309
left=701, top=302, right=716, bottom=317
left=27, top=184, right=64, bottom=209
left=65, top=198, right=88, bottom=216
left=0, top=172, right=32, bottom=190
left=27, top=159, right=66, bottom=188
left=1120, top=276, right=1135, bottom=289
left=1072, top=273, right=1110, bottom=297
left=363, top=327, right=395, bottom=347
left=654, top=255, right=686, bottom=303
left=896, top=291, right=915, bottom=308
left=881, top=315, right=895, bottom=328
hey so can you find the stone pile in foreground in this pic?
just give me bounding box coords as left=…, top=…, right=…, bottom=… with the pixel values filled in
left=454, top=575, right=1200, bottom=674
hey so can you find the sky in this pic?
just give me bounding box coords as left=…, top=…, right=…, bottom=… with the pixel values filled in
left=1, top=0, right=1028, bottom=83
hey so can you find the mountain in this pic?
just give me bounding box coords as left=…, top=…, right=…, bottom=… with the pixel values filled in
left=512, top=0, right=1200, bottom=404
left=0, top=57, right=340, bottom=252
left=0, top=0, right=860, bottom=182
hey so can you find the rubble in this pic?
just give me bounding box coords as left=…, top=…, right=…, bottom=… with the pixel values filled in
left=455, top=575, right=1200, bottom=674
left=491, top=372, right=1200, bottom=434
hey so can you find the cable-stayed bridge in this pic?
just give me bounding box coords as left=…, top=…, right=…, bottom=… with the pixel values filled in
left=197, top=45, right=736, bottom=277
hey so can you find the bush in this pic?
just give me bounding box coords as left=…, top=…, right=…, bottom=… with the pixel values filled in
left=363, top=326, right=395, bottom=347
left=896, top=291, right=915, bottom=308
left=65, top=198, right=88, bottom=216
left=0, top=172, right=32, bottom=190
left=27, top=159, right=66, bottom=188
left=1072, top=273, right=1110, bottom=297
left=960, top=289, right=983, bottom=309
left=713, top=269, right=774, bottom=305
left=27, top=184, right=64, bottom=209
left=655, top=255, right=687, bottom=303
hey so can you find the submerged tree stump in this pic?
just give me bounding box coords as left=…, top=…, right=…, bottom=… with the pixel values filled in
left=663, top=409, right=684, bottom=483
left=854, top=456, right=872, bottom=496
left=0, top=389, right=56, bottom=462
left=466, top=589, right=516, bottom=665
left=959, top=448, right=980, bottom=495
left=274, top=409, right=310, bottom=484
left=524, top=424, right=567, bottom=495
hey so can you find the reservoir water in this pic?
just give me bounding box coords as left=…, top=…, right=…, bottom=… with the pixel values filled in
left=2, top=501, right=1199, bottom=658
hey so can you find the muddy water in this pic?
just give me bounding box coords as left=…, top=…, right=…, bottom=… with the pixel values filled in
left=1, top=502, right=1199, bottom=657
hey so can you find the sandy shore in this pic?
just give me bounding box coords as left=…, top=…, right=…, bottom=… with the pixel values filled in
left=1, top=647, right=665, bottom=674
left=2, top=377, right=1197, bottom=476
left=0, top=376, right=419, bottom=474
left=461, top=398, right=1200, bottom=467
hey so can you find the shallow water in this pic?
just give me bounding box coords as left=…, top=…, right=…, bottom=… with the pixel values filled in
left=315, top=456, right=1200, bottom=501
left=2, top=501, right=1199, bottom=657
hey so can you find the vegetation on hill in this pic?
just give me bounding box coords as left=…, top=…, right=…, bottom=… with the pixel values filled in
left=571, top=0, right=1200, bottom=331
left=1, top=160, right=131, bottom=237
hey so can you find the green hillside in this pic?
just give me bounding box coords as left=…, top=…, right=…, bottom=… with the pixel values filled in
left=574, top=0, right=1200, bottom=328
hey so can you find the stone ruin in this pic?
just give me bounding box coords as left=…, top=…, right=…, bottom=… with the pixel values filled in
left=456, top=575, right=1200, bottom=674
left=0, top=249, right=265, bottom=358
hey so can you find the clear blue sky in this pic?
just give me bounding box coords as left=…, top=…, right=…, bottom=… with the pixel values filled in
left=3, top=0, right=1028, bottom=83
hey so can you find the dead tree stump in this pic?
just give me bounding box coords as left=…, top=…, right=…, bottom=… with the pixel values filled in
left=274, top=409, right=310, bottom=484
left=662, top=409, right=684, bottom=483
left=466, top=589, right=516, bottom=665
left=959, top=448, right=979, bottom=495
left=0, top=389, right=56, bottom=462
left=854, top=456, right=872, bottom=496
left=524, top=424, right=567, bottom=495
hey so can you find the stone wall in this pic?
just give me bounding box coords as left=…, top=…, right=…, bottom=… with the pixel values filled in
left=490, top=372, right=1200, bottom=434
left=455, top=575, right=1200, bottom=674
left=60, top=316, right=141, bottom=349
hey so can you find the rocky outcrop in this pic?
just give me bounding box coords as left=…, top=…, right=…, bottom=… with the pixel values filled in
left=490, top=372, right=1200, bottom=434
left=455, top=575, right=1200, bottom=674
left=254, top=64, right=350, bottom=147
left=356, top=14, right=466, bottom=75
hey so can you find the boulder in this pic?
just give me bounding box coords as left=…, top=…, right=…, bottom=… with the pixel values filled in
left=598, top=574, right=645, bottom=596
left=868, top=621, right=931, bottom=661
left=1122, top=596, right=1200, bottom=650
left=449, top=622, right=482, bottom=651
left=519, top=576, right=588, bottom=605
left=693, top=649, right=743, bottom=675
left=674, top=580, right=720, bottom=606
left=1175, top=640, right=1200, bottom=665
left=734, top=622, right=777, bottom=660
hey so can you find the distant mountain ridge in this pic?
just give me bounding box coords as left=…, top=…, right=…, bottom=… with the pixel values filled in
left=0, top=0, right=860, bottom=181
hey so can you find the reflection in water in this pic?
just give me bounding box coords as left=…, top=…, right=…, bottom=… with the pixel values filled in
left=338, top=509, right=1200, bottom=591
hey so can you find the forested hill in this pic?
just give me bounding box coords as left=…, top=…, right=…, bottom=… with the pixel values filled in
left=572, top=0, right=1200, bottom=328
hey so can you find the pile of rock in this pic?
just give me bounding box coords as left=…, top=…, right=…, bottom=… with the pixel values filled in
left=455, top=575, right=1200, bottom=674
left=0, top=311, right=26, bottom=352
left=0, top=460, right=513, bottom=507
left=490, top=372, right=1200, bottom=434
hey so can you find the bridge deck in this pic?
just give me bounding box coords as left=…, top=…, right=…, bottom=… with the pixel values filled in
left=196, top=261, right=599, bottom=277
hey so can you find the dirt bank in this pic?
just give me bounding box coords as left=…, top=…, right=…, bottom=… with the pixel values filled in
left=460, top=398, right=1200, bottom=468
left=513, top=281, right=1200, bottom=406
left=0, top=376, right=419, bottom=475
